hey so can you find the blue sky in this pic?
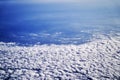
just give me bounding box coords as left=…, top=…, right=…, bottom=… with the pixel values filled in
left=1, top=0, right=120, bottom=10
left=1, top=0, right=120, bottom=5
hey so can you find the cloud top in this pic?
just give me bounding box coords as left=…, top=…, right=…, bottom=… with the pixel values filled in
left=0, top=36, right=120, bottom=79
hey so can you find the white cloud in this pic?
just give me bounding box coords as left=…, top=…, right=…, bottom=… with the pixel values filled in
left=0, top=36, right=120, bottom=79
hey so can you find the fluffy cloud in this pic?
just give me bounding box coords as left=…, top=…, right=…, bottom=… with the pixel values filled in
left=0, top=37, right=120, bottom=79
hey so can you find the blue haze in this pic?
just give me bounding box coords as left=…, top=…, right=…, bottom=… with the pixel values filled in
left=0, top=3, right=120, bottom=45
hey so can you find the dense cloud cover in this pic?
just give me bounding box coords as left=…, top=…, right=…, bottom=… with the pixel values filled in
left=0, top=36, right=120, bottom=80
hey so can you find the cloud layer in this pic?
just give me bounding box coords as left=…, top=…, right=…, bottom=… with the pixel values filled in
left=0, top=36, right=120, bottom=79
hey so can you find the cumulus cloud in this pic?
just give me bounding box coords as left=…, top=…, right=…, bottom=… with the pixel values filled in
left=0, top=36, right=120, bottom=79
